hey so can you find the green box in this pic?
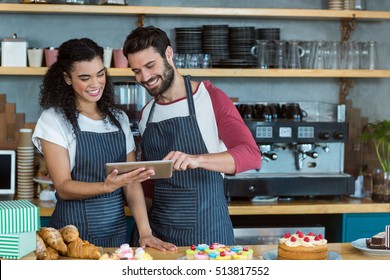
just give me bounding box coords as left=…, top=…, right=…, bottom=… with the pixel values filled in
left=0, top=200, right=40, bottom=234
left=0, top=231, right=36, bottom=259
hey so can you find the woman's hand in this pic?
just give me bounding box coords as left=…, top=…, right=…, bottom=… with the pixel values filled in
left=138, top=234, right=177, bottom=252
left=104, top=167, right=155, bottom=192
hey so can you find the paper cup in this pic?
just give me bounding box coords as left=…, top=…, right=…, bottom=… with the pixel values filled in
left=28, top=48, right=44, bottom=67
left=103, top=47, right=113, bottom=68
left=18, top=128, right=33, bottom=148
left=113, top=49, right=128, bottom=68
left=45, top=47, right=59, bottom=67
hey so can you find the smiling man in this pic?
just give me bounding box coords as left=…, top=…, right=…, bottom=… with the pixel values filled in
left=122, top=26, right=262, bottom=247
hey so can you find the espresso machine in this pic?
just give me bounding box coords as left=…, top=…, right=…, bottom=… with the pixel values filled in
left=224, top=102, right=354, bottom=199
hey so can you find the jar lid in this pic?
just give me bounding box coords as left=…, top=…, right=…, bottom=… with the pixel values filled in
left=2, top=33, right=26, bottom=43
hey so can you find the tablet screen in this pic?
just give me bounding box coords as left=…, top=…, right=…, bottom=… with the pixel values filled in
left=106, top=160, right=174, bottom=179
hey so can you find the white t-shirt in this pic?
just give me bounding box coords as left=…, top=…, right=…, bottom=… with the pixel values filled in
left=32, top=107, right=135, bottom=172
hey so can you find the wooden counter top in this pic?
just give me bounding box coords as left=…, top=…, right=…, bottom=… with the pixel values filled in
left=19, top=243, right=390, bottom=260
left=34, top=197, right=390, bottom=217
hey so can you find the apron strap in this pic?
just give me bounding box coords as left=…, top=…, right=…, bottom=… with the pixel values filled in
left=146, top=75, right=195, bottom=124
left=183, top=75, right=196, bottom=116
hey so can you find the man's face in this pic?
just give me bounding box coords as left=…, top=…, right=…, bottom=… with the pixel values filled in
left=127, top=47, right=174, bottom=98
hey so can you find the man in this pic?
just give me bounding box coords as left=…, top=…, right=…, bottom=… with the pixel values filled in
left=123, top=26, right=261, bottom=246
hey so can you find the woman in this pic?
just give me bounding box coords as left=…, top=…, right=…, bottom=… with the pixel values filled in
left=32, top=38, right=176, bottom=251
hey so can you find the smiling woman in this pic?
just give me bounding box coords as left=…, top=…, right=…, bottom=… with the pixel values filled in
left=31, top=38, right=176, bottom=252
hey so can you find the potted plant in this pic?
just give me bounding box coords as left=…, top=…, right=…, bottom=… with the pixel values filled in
left=361, top=120, right=390, bottom=202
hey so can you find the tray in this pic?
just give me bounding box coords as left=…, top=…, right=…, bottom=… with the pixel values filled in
left=351, top=238, right=390, bottom=256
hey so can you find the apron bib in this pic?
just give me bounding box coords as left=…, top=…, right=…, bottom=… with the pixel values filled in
left=137, top=76, right=234, bottom=246
left=50, top=116, right=128, bottom=247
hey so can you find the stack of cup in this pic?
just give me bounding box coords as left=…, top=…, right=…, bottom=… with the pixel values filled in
left=16, top=128, right=35, bottom=200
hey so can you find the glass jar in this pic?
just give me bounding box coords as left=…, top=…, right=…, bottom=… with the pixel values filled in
left=355, top=0, right=366, bottom=10
left=372, top=168, right=390, bottom=202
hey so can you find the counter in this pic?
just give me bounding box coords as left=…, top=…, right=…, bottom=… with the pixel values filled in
left=19, top=243, right=390, bottom=260
left=34, top=197, right=390, bottom=217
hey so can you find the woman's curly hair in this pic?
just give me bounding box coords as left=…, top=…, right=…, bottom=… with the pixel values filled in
left=39, top=38, right=120, bottom=134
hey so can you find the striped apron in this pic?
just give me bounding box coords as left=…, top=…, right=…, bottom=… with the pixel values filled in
left=137, top=76, right=234, bottom=246
left=49, top=117, right=128, bottom=247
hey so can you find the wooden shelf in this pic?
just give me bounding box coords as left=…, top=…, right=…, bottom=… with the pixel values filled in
left=1, top=3, right=390, bottom=19
left=1, top=67, right=390, bottom=78
left=1, top=4, right=389, bottom=79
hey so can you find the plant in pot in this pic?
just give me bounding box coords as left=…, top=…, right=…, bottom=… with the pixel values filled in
left=360, top=120, right=390, bottom=202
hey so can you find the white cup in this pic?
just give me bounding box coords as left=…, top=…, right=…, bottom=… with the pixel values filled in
left=27, top=48, right=43, bottom=67
left=103, top=47, right=113, bottom=68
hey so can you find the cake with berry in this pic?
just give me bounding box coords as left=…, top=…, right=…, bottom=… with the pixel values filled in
left=277, top=231, right=328, bottom=260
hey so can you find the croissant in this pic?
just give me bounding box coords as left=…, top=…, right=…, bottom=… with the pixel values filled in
left=59, top=225, right=79, bottom=243
left=47, top=246, right=59, bottom=260
left=35, top=233, right=50, bottom=260
left=67, top=238, right=101, bottom=260
left=38, top=227, right=67, bottom=255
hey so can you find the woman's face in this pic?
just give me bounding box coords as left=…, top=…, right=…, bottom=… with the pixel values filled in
left=64, top=56, right=106, bottom=107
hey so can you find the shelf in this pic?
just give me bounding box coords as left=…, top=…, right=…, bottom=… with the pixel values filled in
left=1, top=67, right=390, bottom=78
left=1, top=3, right=390, bottom=19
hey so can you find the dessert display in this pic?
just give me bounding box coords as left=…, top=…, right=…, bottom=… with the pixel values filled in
left=366, top=226, right=390, bottom=250
left=277, top=231, right=328, bottom=260
left=35, top=224, right=155, bottom=260
left=98, top=244, right=153, bottom=260
left=185, top=243, right=254, bottom=260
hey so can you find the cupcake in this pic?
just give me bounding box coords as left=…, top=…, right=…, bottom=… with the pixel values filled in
left=194, top=251, right=209, bottom=260
left=204, top=247, right=217, bottom=254
left=216, top=251, right=231, bottom=260
left=114, top=243, right=134, bottom=260
left=232, top=251, right=247, bottom=260
left=196, top=244, right=209, bottom=252
left=207, top=251, right=219, bottom=260
left=222, top=248, right=235, bottom=258
left=186, top=245, right=199, bottom=260
left=230, top=246, right=243, bottom=253
left=241, top=246, right=253, bottom=260
left=210, top=243, right=225, bottom=250
left=134, top=247, right=153, bottom=260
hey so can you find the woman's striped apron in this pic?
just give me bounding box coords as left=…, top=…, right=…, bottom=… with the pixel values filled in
left=49, top=116, right=128, bottom=247
left=136, top=76, right=234, bottom=246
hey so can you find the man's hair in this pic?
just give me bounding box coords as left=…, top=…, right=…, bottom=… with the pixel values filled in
left=122, top=26, right=171, bottom=59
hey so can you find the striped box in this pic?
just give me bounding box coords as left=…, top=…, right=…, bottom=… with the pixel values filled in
left=0, top=231, right=36, bottom=259
left=0, top=200, right=40, bottom=234
left=0, top=200, right=40, bottom=259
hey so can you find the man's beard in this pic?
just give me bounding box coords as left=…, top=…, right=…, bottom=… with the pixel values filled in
left=144, top=59, right=174, bottom=99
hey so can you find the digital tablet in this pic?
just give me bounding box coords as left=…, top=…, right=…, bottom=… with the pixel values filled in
left=106, top=160, right=174, bottom=179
